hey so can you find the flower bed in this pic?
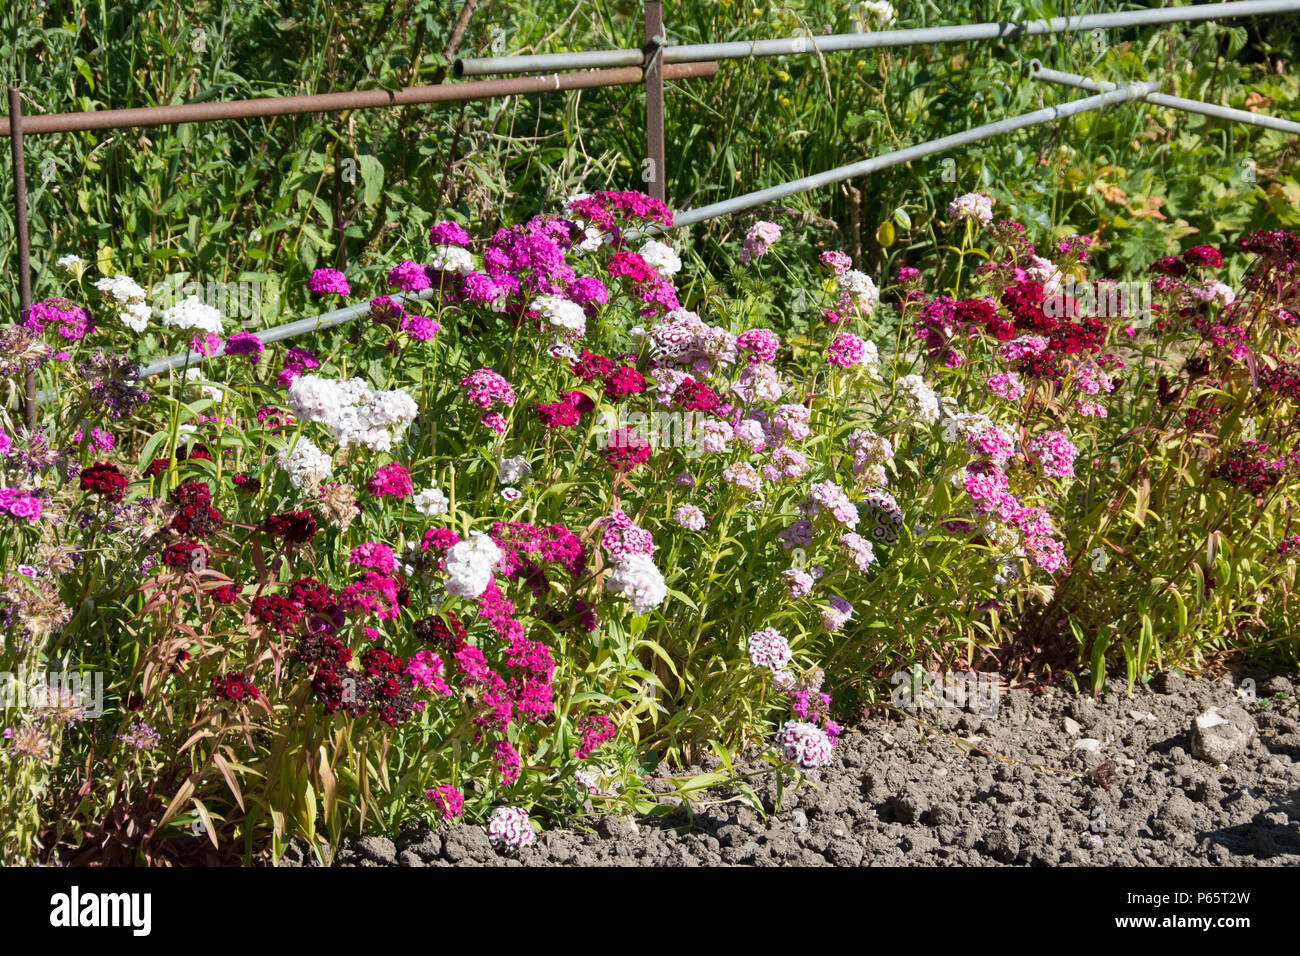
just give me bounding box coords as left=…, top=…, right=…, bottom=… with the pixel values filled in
left=2, top=191, right=1298, bottom=863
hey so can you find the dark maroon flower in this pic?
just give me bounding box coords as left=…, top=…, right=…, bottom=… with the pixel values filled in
left=264, top=509, right=318, bottom=545
left=80, top=462, right=128, bottom=502
left=162, top=540, right=207, bottom=569
left=1149, top=255, right=1188, bottom=277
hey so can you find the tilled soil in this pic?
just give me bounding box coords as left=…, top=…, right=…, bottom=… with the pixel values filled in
left=317, top=670, right=1300, bottom=867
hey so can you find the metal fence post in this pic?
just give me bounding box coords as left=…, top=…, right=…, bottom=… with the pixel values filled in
left=644, top=1, right=666, bottom=202
left=8, top=87, right=36, bottom=428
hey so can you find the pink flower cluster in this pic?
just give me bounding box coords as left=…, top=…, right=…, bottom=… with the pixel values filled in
left=1027, top=430, right=1078, bottom=480
left=740, top=220, right=782, bottom=265
left=460, top=368, right=516, bottom=409
left=826, top=331, right=870, bottom=368
left=600, top=509, right=654, bottom=561
left=425, top=783, right=464, bottom=820
left=575, top=715, right=617, bottom=759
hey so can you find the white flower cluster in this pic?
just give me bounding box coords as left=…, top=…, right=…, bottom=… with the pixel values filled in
left=896, top=374, right=940, bottom=426
left=56, top=254, right=86, bottom=277
left=413, top=487, right=450, bottom=516
left=531, top=294, right=586, bottom=339
left=604, top=553, right=667, bottom=615
left=940, top=408, right=994, bottom=444
left=852, top=1, right=897, bottom=31
left=1193, top=280, right=1235, bottom=307
left=429, top=244, right=475, bottom=275
left=487, top=806, right=536, bottom=851
left=774, top=720, right=834, bottom=770
left=837, top=270, right=879, bottom=316
left=638, top=239, right=682, bottom=277
left=94, top=274, right=152, bottom=331
left=120, top=302, right=152, bottom=333
left=444, top=533, right=502, bottom=599
left=276, top=437, right=333, bottom=489
left=286, top=374, right=417, bottom=452
left=161, top=295, right=223, bottom=335
left=94, top=274, right=147, bottom=305
left=1027, top=255, right=1063, bottom=295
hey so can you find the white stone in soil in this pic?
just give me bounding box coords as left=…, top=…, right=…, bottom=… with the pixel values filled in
left=1073, top=738, right=1102, bottom=752
left=1063, top=716, right=1082, bottom=736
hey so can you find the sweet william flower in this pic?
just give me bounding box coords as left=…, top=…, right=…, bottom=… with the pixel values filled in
left=487, top=806, right=535, bottom=851
left=775, top=720, right=833, bottom=770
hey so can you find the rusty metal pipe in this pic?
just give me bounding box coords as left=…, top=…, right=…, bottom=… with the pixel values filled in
left=0, top=63, right=717, bottom=137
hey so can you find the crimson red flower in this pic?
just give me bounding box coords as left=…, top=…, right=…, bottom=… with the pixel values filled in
left=162, top=540, right=207, bottom=569
left=563, top=390, right=596, bottom=414
left=536, top=400, right=581, bottom=429
left=600, top=428, right=652, bottom=471
left=571, top=350, right=614, bottom=382
left=80, top=462, right=128, bottom=502
left=674, top=377, right=722, bottom=413
left=605, top=365, right=647, bottom=397
left=211, top=582, right=242, bottom=604
left=1182, top=245, right=1223, bottom=269
left=251, top=593, right=304, bottom=634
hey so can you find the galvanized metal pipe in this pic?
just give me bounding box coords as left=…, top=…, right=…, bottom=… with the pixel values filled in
left=8, top=87, right=37, bottom=427
left=1029, top=61, right=1300, bottom=135
left=670, top=82, right=1160, bottom=228
left=0, top=62, right=718, bottom=137
left=455, top=0, right=1300, bottom=76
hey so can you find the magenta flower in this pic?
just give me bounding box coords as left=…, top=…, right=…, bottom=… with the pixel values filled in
left=387, top=260, right=431, bottom=292
left=224, top=331, right=264, bottom=364
left=425, top=784, right=464, bottom=820
left=429, top=220, right=471, bottom=246
left=367, top=463, right=413, bottom=498
left=307, top=268, right=349, bottom=296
